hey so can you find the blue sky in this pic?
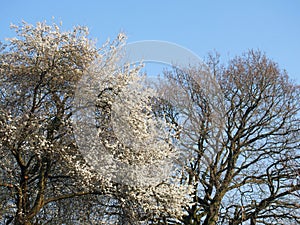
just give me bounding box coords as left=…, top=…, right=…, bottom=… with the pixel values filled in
left=1, top=0, right=300, bottom=82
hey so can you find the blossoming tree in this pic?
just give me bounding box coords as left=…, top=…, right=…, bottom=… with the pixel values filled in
left=0, top=21, right=192, bottom=225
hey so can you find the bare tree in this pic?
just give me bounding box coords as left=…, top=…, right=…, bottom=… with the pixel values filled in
left=158, top=50, right=300, bottom=225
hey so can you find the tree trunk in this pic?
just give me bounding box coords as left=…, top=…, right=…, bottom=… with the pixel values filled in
left=250, top=216, right=256, bottom=225
left=14, top=214, right=32, bottom=225
left=203, top=203, right=220, bottom=225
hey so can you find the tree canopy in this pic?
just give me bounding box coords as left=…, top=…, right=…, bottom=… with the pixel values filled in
left=0, top=21, right=299, bottom=225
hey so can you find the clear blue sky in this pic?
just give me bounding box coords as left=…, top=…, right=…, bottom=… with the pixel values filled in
left=1, top=0, right=299, bottom=82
